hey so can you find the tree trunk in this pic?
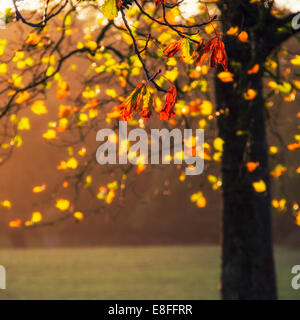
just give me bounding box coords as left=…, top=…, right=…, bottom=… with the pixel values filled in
left=216, top=72, right=277, bottom=299
left=215, top=1, right=280, bottom=299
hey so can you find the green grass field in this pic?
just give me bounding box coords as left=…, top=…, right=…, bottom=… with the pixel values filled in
left=0, top=246, right=299, bottom=300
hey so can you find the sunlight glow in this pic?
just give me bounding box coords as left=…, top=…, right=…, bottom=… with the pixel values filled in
left=0, top=0, right=299, bottom=22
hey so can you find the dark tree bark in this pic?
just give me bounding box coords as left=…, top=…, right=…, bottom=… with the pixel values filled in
left=215, top=0, right=298, bottom=299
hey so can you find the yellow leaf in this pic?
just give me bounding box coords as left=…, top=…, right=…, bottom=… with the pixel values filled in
left=205, top=23, right=218, bottom=34
left=32, top=184, right=46, bottom=193
left=106, top=89, right=117, bottom=98
left=0, top=39, right=7, bottom=56
left=107, top=181, right=118, bottom=190
left=105, top=189, right=115, bottom=204
left=252, top=180, right=266, bottom=193
left=217, top=72, right=234, bottom=82
left=31, top=100, right=48, bottom=115
left=16, top=91, right=30, bottom=104
left=227, top=26, right=239, bottom=35
left=74, top=211, right=84, bottom=221
left=269, top=146, right=278, bottom=155
left=190, top=191, right=203, bottom=202
left=1, top=200, right=11, bottom=209
left=42, top=129, right=56, bottom=140
left=56, top=199, right=70, bottom=211
left=272, top=199, right=286, bottom=212
left=25, top=33, right=41, bottom=46
left=31, top=211, right=42, bottom=223
left=270, top=164, right=286, bottom=178
left=213, top=137, right=224, bottom=152
left=243, top=89, right=257, bottom=100
left=293, top=80, right=300, bottom=90
left=78, top=147, right=87, bottom=157
left=290, top=55, right=300, bottom=66
left=200, top=100, right=213, bottom=116
left=18, top=117, right=30, bottom=130
left=0, top=63, right=7, bottom=74
left=164, top=68, right=179, bottom=82
left=64, top=14, right=72, bottom=26
left=66, top=157, right=78, bottom=169
left=101, top=0, right=118, bottom=20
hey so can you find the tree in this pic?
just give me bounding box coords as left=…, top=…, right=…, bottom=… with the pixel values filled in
left=0, top=0, right=299, bottom=300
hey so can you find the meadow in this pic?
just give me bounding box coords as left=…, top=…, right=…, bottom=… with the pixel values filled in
left=0, top=246, right=299, bottom=300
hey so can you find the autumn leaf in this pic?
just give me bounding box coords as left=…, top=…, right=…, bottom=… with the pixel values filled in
left=269, top=146, right=278, bottom=155
left=119, top=84, right=153, bottom=121
left=205, top=23, right=218, bottom=35
left=243, top=89, right=257, bottom=100
left=238, top=31, right=248, bottom=42
left=106, top=189, right=115, bottom=204
left=74, top=211, right=84, bottom=221
left=32, top=184, right=46, bottom=193
left=217, top=71, right=234, bottom=82
left=102, top=0, right=118, bottom=20
left=1, top=200, right=11, bottom=209
left=31, top=100, right=48, bottom=115
left=200, top=100, right=213, bottom=116
left=0, top=63, right=7, bottom=74
left=270, top=164, right=287, bottom=178
left=287, top=142, right=300, bottom=151
left=180, top=38, right=194, bottom=64
left=163, top=39, right=184, bottom=58
left=246, top=162, right=259, bottom=172
left=272, top=199, right=286, bottom=212
left=57, top=81, right=69, bottom=100
left=58, top=105, right=72, bottom=118
left=31, top=211, right=42, bottom=223
left=42, top=129, right=56, bottom=140
left=196, top=37, right=228, bottom=71
left=17, top=117, right=30, bottom=130
left=56, top=199, right=70, bottom=211
left=213, top=137, right=224, bottom=152
left=252, top=180, right=266, bottom=193
left=290, top=55, right=300, bottom=66
left=227, top=26, right=239, bottom=36
left=16, top=91, right=30, bottom=104
left=248, top=64, right=260, bottom=74
left=160, top=85, right=177, bottom=120
left=190, top=191, right=207, bottom=208
left=25, top=33, right=41, bottom=46
left=9, top=219, right=22, bottom=228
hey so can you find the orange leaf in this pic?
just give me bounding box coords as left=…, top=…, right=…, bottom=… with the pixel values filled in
left=248, top=64, right=260, bottom=74
left=238, top=31, right=248, bottom=42
left=246, top=162, right=259, bottom=172
left=163, top=40, right=184, bottom=58
left=160, top=85, right=177, bottom=121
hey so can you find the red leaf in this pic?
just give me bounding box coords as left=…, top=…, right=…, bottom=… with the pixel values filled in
left=196, top=37, right=228, bottom=71
left=160, top=85, right=177, bottom=121
left=163, top=40, right=183, bottom=58
left=119, top=84, right=153, bottom=121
